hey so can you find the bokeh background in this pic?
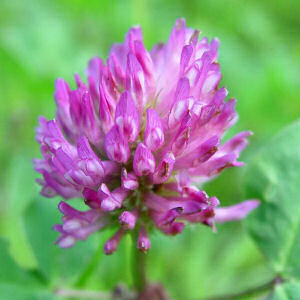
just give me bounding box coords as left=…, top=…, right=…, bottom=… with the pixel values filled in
left=0, top=0, right=299, bottom=299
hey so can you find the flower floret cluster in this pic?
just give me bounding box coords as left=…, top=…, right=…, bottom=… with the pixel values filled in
left=34, top=19, right=259, bottom=254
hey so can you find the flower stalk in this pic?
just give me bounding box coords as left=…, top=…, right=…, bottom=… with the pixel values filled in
left=132, top=229, right=147, bottom=293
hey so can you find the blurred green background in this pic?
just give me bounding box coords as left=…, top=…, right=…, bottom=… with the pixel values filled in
left=0, top=0, right=299, bottom=299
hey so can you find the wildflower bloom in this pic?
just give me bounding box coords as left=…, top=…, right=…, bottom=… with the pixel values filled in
left=34, top=19, right=259, bottom=253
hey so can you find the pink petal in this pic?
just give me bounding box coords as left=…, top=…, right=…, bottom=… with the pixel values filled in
left=115, top=91, right=139, bottom=142
left=105, top=126, right=130, bottom=163
left=214, top=200, right=260, bottom=223
left=133, top=143, right=155, bottom=176
left=144, top=108, right=165, bottom=151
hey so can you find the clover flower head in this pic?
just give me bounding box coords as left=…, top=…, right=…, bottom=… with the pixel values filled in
left=34, top=18, right=259, bottom=254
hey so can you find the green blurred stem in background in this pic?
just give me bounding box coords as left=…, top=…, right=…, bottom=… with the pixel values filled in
left=75, top=241, right=104, bottom=288
left=202, top=277, right=283, bottom=300
left=55, top=288, right=110, bottom=299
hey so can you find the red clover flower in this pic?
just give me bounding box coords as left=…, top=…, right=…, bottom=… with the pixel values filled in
left=34, top=19, right=259, bottom=254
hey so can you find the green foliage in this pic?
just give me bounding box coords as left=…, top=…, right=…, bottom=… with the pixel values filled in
left=24, top=198, right=133, bottom=289
left=24, top=198, right=100, bottom=284
left=268, top=282, right=300, bottom=300
left=245, top=121, right=300, bottom=279
left=0, top=238, right=54, bottom=299
left=245, top=120, right=300, bottom=297
left=1, top=154, right=38, bottom=268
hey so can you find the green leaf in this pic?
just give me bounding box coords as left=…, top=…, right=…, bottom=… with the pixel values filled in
left=0, top=238, right=57, bottom=299
left=24, top=197, right=101, bottom=285
left=245, top=120, right=300, bottom=279
left=2, top=154, right=38, bottom=269
left=0, top=284, right=55, bottom=300
left=268, top=281, right=300, bottom=300
left=2, top=215, right=37, bottom=269
left=0, top=238, right=37, bottom=286
left=6, top=154, right=37, bottom=215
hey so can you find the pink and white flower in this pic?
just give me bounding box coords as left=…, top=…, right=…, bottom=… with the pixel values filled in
left=35, top=19, right=259, bottom=254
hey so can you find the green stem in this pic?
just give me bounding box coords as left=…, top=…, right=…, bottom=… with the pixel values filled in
left=131, top=230, right=147, bottom=292
left=55, top=288, right=110, bottom=299
left=201, top=277, right=283, bottom=300
left=75, top=241, right=103, bottom=287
